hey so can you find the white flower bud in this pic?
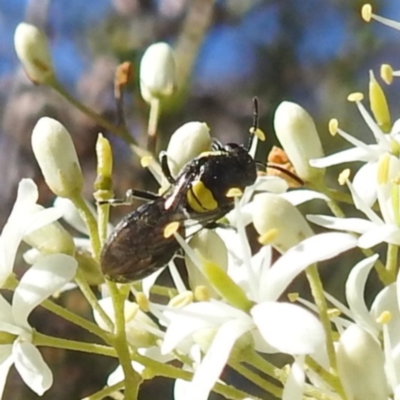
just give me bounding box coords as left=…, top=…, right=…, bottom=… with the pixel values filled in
left=337, top=324, right=388, bottom=400
left=32, top=117, right=83, bottom=198
left=274, top=101, right=325, bottom=183
left=186, top=230, right=228, bottom=297
left=140, top=42, right=176, bottom=103
left=166, top=122, right=211, bottom=177
left=252, top=193, right=313, bottom=253
left=14, top=22, right=54, bottom=84
left=23, top=204, right=75, bottom=255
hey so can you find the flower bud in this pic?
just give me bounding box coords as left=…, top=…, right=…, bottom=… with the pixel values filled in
left=23, top=204, right=75, bottom=255
left=140, top=42, right=176, bottom=103
left=14, top=22, right=54, bottom=84
left=166, top=122, right=211, bottom=177
left=274, top=101, right=325, bottom=183
left=32, top=117, right=83, bottom=198
left=336, top=324, right=387, bottom=400
left=252, top=193, right=313, bottom=253
left=186, top=230, right=227, bottom=297
left=369, top=70, right=391, bottom=133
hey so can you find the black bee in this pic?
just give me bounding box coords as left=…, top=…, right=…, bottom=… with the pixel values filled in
left=100, top=99, right=301, bottom=283
left=100, top=141, right=257, bottom=282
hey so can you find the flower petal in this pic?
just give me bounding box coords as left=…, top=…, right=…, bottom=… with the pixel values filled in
left=13, top=341, right=53, bottom=395
left=352, top=162, right=378, bottom=207
left=309, top=146, right=375, bottom=168
left=281, top=190, right=328, bottom=206
left=282, top=356, right=305, bottom=400
left=358, top=224, right=400, bottom=248
left=307, top=215, right=374, bottom=234
left=0, top=349, right=14, bottom=399
left=262, top=233, right=357, bottom=301
left=345, top=254, right=379, bottom=336
left=13, top=254, right=77, bottom=328
left=252, top=302, right=325, bottom=355
left=187, top=319, right=251, bottom=400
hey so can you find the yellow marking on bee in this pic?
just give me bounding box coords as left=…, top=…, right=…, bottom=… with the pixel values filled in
left=198, top=150, right=224, bottom=158
left=187, top=180, right=218, bottom=212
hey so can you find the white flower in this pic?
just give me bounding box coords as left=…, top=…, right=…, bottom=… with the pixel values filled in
left=274, top=101, right=325, bottom=183
left=310, top=94, right=400, bottom=206
left=308, top=154, right=400, bottom=248
left=139, top=42, right=176, bottom=103
left=336, top=324, right=388, bottom=400
left=31, top=117, right=83, bottom=198
left=0, top=253, right=77, bottom=397
left=166, top=122, right=211, bottom=177
left=0, top=179, right=64, bottom=287
left=160, top=229, right=357, bottom=400
left=14, top=23, right=54, bottom=84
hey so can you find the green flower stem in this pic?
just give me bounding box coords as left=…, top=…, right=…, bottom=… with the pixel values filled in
left=133, top=352, right=262, bottom=400
left=147, top=98, right=161, bottom=153
left=41, top=299, right=110, bottom=343
left=97, top=203, right=110, bottom=245
left=70, top=194, right=101, bottom=257
left=229, top=360, right=283, bottom=398
left=306, top=356, right=346, bottom=399
left=108, top=281, right=141, bottom=400
left=245, top=350, right=286, bottom=382
left=74, top=269, right=113, bottom=331
left=386, top=243, right=398, bottom=283
left=33, top=332, right=116, bottom=357
left=50, top=79, right=135, bottom=146
left=87, top=381, right=125, bottom=400
left=305, top=264, right=337, bottom=371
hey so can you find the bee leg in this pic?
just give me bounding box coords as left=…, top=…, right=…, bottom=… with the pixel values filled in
left=211, top=138, right=224, bottom=151
left=98, top=189, right=160, bottom=206
left=159, top=151, right=176, bottom=184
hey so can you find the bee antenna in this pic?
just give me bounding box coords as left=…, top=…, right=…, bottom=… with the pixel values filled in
left=265, top=163, right=304, bottom=186
left=247, top=97, right=259, bottom=152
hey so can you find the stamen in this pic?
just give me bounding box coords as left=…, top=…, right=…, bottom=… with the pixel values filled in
left=376, top=310, right=392, bottom=324
left=194, top=285, right=211, bottom=302
left=288, top=292, right=299, bottom=302
left=136, top=292, right=150, bottom=312
left=226, top=187, right=243, bottom=198
left=361, top=4, right=372, bottom=22
left=140, top=155, right=153, bottom=168
left=361, top=4, right=400, bottom=30
left=338, top=169, right=350, bottom=186
left=369, top=70, right=391, bottom=132
left=164, top=221, right=180, bottom=238
left=377, top=153, right=390, bottom=184
left=347, top=92, right=364, bottom=102
left=381, top=64, right=393, bottom=85
left=258, top=228, right=279, bottom=245
left=168, top=291, right=194, bottom=308
left=329, top=118, right=339, bottom=136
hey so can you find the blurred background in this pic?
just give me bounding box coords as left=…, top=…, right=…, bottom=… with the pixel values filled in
left=1, top=0, right=400, bottom=398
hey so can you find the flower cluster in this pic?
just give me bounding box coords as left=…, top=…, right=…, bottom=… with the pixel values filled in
left=3, top=5, right=400, bottom=400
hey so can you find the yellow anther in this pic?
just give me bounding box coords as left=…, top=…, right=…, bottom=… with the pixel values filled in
left=338, top=169, right=351, bottom=185
left=376, top=310, right=392, bottom=324
left=226, top=187, right=243, bottom=198
left=250, top=127, right=266, bottom=141
left=136, top=292, right=150, bottom=312
left=140, top=155, right=153, bottom=168
left=327, top=308, right=341, bottom=319
left=258, top=228, right=279, bottom=245
left=168, top=290, right=194, bottom=308
left=361, top=4, right=372, bottom=22
left=369, top=70, right=391, bottom=132
left=288, top=292, right=299, bottom=302
left=164, top=221, right=180, bottom=238
left=390, top=139, right=400, bottom=157
left=381, top=64, right=394, bottom=85
left=194, top=285, right=211, bottom=302
left=329, top=118, right=339, bottom=136
left=377, top=153, right=390, bottom=184
left=347, top=92, right=364, bottom=102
